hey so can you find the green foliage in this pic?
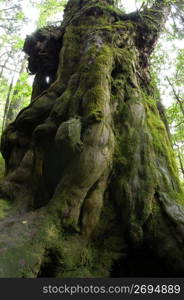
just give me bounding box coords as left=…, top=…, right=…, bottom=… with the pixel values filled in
left=165, top=49, right=184, bottom=179
left=12, top=37, right=24, bottom=51
left=167, top=103, right=184, bottom=179
left=0, top=0, right=66, bottom=133
left=36, top=0, right=67, bottom=27
left=13, top=73, right=32, bottom=104
left=150, top=4, right=184, bottom=180
left=169, top=0, right=184, bottom=39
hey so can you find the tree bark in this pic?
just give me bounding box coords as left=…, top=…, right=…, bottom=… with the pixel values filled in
left=0, top=0, right=184, bottom=277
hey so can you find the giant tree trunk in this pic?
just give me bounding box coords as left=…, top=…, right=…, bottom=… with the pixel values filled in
left=0, top=0, right=184, bottom=277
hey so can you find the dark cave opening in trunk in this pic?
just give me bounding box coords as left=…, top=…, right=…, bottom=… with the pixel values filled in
left=37, top=250, right=61, bottom=278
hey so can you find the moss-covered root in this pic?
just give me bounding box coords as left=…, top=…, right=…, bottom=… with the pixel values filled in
left=50, top=120, right=114, bottom=231
left=81, top=171, right=109, bottom=238
left=0, top=199, right=123, bottom=278
left=144, top=194, right=184, bottom=274
left=48, top=45, right=115, bottom=231
left=0, top=208, right=59, bottom=277
left=112, top=91, right=184, bottom=273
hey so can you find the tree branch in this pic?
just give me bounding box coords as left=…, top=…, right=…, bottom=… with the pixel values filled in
left=173, top=143, right=184, bottom=178
left=175, top=121, right=184, bottom=128
left=147, top=0, right=171, bottom=27
left=0, top=5, right=20, bottom=12
left=166, top=76, right=184, bottom=117
left=0, top=65, right=19, bottom=73
left=137, top=0, right=171, bottom=56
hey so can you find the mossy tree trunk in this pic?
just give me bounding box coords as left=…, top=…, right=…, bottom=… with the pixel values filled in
left=0, top=0, right=184, bottom=277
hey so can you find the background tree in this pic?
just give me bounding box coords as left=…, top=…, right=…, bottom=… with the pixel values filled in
left=0, top=0, right=31, bottom=132
left=150, top=3, right=184, bottom=184
left=0, top=0, right=66, bottom=132
left=0, top=0, right=184, bottom=278
left=166, top=50, right=184, bottom=181
left=3, top=58, right=31, bottom=129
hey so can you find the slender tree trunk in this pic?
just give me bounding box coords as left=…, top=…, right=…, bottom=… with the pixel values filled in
left=0, top=56, right=9, bottom=78
left=174, top=144, right=184, bottom=179
left=166, top=76, right=184, bottom=117
left=4, top=57, right=27, bottom=128
left=178, top=151, right=184, bottom=178
left=2, top=74, right=14, bottom=132
left=0, top=0, right=184, bottom=278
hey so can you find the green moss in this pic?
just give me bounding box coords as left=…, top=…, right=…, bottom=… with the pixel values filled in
left=59, top=268, right=93, bottom=278
left=0, top=210, right=60, bottom=277
left=113, top=48, right=136, bottom=70
left=0, top=153, right=5, bottom=179
left=59, top=26, right=82, bottom=83
left=89, top=193, right=127, bottom=277
left=0, top=199, right=11, bottom=220
left=83, top=86, right=106, bottom=121
left=170, top=191, right=184, bottom=206
left=110, top=38, right=183, bottom=237
left=77, top=45, right=113, bottom=122
left=143, top=95, right=180, bottom=186
left=74, top=19, right=135, bottom=36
